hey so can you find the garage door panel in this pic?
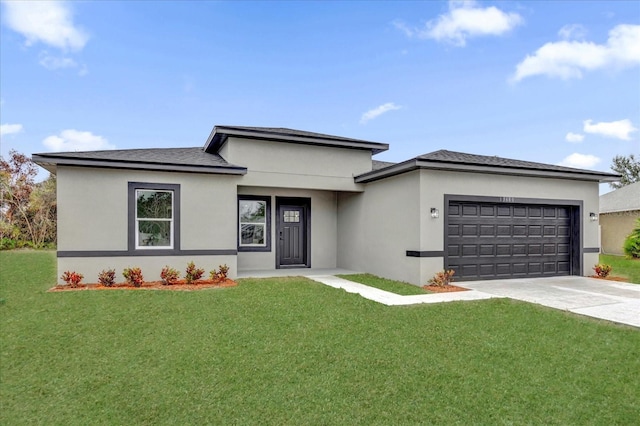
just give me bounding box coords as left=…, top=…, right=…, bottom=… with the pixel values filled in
left=512, top=244, right=526, bottom=255
left=479, top=244, right=494, bottom=256
left=479, top=264, right=495, bottom=277
left=462, top=205, right=478, bottom=216
left=462, top=245, right=477, bottom=256
left=448, top=224, right=460, bottom=236
left=528, top=244, right=542, bottom=255
left=462, top=225, right=477, bottom=235
left=447, top=201, right=574, bottom=280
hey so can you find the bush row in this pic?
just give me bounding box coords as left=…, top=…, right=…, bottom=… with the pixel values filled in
left=60, top=261, right=230, bottom=288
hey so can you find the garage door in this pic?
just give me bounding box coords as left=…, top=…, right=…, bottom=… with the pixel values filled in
left=446, top=201, right=574, bottom=280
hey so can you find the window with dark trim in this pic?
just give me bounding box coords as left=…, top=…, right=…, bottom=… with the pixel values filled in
left=238, top=195, right=271, bottom=252
left=128, top=182, right=180, bottom=252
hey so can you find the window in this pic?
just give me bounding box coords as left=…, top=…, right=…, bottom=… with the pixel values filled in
left=238, top=196, right=271, bottom=251
left=128, top=183, right=180, bottom=252
left=136, top=189, right=173, bottom=248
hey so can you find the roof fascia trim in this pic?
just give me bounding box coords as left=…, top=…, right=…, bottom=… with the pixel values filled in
left=355, top=159, right=619, bottom=183
left=204, top=126, right=389, bottom=154
left=31, top=155, right=248, bottom=175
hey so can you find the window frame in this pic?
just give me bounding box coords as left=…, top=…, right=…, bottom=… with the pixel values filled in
left=128, top=182, right=180, bottom=253
left=238, top=195, right=271, bottom=252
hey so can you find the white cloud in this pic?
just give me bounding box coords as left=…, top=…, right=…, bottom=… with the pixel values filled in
left=43, top=129, right=114, bottom=152
left=2, top=0, right=89, bottom=51
left=558, top=24, right=587, bottom=41
left=565, top=132, right=584, bottom=143
left=360, top=103, right=402, bottom=124
left=512, top=24, right=640, bottom=82
left=37, top=51, right=88, bottom=76
left=38, top=51, right=77, bottom=70
left=395, top=1, right=522, bottom=46
left=558, top=153, right=601, bottom=169
left=583, top=119, right=637, bottom=140
left=0, top=123, right=24, bottom=137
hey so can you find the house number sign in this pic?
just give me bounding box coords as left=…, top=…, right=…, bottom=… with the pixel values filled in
left=499, top=197, right=516, bottom=203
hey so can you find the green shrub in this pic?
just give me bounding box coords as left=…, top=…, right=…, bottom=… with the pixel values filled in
left=0, top=238, right=17, bottom=250
left=185, top=261, right=204, bottom=284
left=593, top=264, right=612, bottom=278
left=123, top=267, right=144, bottom=287
left=623, top=218, right=640, bottom=258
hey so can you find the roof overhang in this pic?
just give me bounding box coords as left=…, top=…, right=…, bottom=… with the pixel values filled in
left=32, top=154, right=248, bottom=176
left=355, top=159, right=621, bottom=183
left=204, top=125, right=389, bottom=155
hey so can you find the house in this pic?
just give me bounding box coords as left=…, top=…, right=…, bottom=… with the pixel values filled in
left=599, top=181, right=640, bottom=255
left=33, top=125, right=619, bottom=285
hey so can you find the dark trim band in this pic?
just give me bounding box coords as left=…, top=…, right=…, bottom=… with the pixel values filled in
left=583, top=247, right=600, bottom=253
left=406, top=250, right=445, bottom=258
left=57, top=249, right=237, bottom=258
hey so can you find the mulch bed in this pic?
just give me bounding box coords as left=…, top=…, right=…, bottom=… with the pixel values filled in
left=423, top=284, right=469, bottom=293
left=590, top=275, right=629, bottom=283
left=49, top=278, right=238, bottom=292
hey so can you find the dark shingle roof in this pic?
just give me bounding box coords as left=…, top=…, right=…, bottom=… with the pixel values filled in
left=418, top=150, right=606, bottom=174
left=599, top=181, right=640, bottom=213
left=372, top=160, right=396, bottom=170
left=357, top=149, right=620, bottom=183
left=33, top=147, right=246, bottom=175
left=204, top=125, right=389, bottom=154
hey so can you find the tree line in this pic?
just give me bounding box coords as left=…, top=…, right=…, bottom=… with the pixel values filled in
left=1, top=150, right=56, bottom=249
left=0, top=150, right=638, bottom=250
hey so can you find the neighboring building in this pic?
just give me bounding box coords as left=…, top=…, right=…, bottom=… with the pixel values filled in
left=33, top=125, right=619, bottom=285
left=599, top=181, right=640, bottom=256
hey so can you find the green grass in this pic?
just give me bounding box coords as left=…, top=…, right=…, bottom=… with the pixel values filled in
left=600, top=254, right=640, bottom=284
left=2, top=250, right=639, bottom=424
left=337, top=273, right=429, bottom=295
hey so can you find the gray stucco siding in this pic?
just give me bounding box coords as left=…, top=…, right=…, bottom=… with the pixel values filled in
left=337, top=171, right=421, bottom=284
left=58, top=255, right=237, bottom=285
left=418, top=170, right=600, bottom=283
left=237, top=186, right=338, bottom=271
left=338, top=169, right=600, bottom=286
left=56, top=166, right=240, bottom=283
left=222, top=137, right=370, bottom=191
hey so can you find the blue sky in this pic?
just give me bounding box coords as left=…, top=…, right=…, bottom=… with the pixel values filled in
left=1, top=1, right=639, bottom=191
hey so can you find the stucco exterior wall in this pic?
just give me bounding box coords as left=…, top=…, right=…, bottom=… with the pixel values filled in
left=338, top=169, right=600, bottom=286
left=56, top=166, right=239, bottom=283
left=337, top=172, right=421, bottom=284
left=58, top=255, right=237, bottom=286
left=237, top=186, right=338, bottom=271
left=222, top=137, right=369, bottom=191
left=418, top=170, right=600, bottom=283
left=600, top=210, right=640, bottom=255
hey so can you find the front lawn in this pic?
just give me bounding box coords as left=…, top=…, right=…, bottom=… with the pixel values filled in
left=1, top=250, right=639, bottom=424
left=600, top=254, right=640, bottom=284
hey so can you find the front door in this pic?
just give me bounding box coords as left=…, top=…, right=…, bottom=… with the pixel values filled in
left=276, top=198, right=310, bottom=268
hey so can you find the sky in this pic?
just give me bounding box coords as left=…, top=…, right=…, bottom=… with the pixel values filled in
left=1, top=0, right=639, bottom=192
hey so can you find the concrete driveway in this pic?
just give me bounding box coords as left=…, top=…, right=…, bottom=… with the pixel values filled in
left=462, top=276, right=640, bottom=328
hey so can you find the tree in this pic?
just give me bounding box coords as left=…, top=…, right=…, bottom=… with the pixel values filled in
left=0, top=150, right=56, bottom=247
left=610, top=154, right=640, bottom=189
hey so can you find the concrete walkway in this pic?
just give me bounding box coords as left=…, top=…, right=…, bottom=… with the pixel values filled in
left=306, top=275, right=498, bottom=306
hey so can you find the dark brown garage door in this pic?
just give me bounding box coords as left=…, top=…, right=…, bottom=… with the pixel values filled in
left=446, top=201, right=574, bottom=280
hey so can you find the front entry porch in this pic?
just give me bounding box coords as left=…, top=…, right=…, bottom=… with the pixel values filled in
left=237, top=268, right=361, bottom=279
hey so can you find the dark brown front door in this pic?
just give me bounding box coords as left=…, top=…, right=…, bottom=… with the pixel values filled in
left=276, top=198, right=310, bottom=268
